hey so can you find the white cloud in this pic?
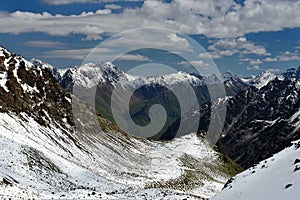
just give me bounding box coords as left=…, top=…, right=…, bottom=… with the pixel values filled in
left=267, top=68, right=280, bottom=73
left=167, top=33, right=192, bottom=51
left=240, top=58, right=251, bottom=62
left=41, top=48, right=91, bottom=60
left=264, top=57, right=277, bottom=62
left=208, top=38, right=243, bottom=51
left=98, top=30, right=194, bottom=53
left=190, top=60, right=209, bottom=67
left=40, top=47, right=114, bottom=60
left=262, top=50, right=300, bottom=62
left=250, top=59, right=262, bottom=65
left=40, top=0, right=143, bottom=5
left=105, top=4, right=122, bottom=10
left=118, top=54, right=150, bottom=61
left=1, top=0, right=300, bottom=40
left=238, top=50, right=300, bottom=66
left=95, top=9, right=112, bottom=15
left=24, top=40, right=66, bottom=48
left=277, top=50, right=300, bottom=61
left=37, top=29, right=202, bottom=65
left=219, top=49, right=238, bottom=56
left=199, top=52, right=222, bottom=59
left=40, top=0, right=93, bottom=5
left=204, top=37, right=270, bottom=59
left=247, top=65, right=260, bottom=70
left=208, top=37, right=270, bottom=57
left=179, top=60, right=209, bottom=67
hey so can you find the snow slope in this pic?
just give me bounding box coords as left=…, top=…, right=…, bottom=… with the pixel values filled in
left=0, top=109, right=236, bottom=199
left=212, top=140, right=300, bottom=200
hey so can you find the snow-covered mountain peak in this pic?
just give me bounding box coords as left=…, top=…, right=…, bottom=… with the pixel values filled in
left=0, top=46, right=33, bottom=70
left=241, top=67, right=300, bottom=90
left=222, top=71, right=236, bottom=80
left=143, top=71, right=203, bottom=86
left=79, top=61, right=120, bottom=73
left=60, top=62, right=131, bottom=90
left=60, top=63, right=209, bottom=93
left=0, top=46, right=9, bottom=57
left=5, top=52, right=64, bottom=91
left=241, top=70, right=284, bottom=89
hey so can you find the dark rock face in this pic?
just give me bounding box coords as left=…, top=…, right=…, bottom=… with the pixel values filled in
left=282, top=66, right=300, bottom=80
left=0, top=47, right=74, bottom=128
left=223, top=73, right=250, bottom=96
left=161, top=74, right=300, bottom=169
left=218, top=77, right=300, bottom=168
left=93, top=74, right=247, bottom=140
left=60, top=68, right=75, bottom=92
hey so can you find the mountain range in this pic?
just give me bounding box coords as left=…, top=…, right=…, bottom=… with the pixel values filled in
left=0, top=46, right=299, bottom=199
left=56, top=57, right=300, bottom=168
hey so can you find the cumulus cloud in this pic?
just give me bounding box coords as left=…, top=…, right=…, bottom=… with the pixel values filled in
left=249, top=59, right=263, bottom=65
left=95, top=9, right=112, bottom=15
left=240, top=50, right=300, bottom=67
left=199, top=52, right=222, bottom=59
left=36, top=28, right=203, bottom=64
left=1, top=0, right=300, bottom=40
left=267, top=68, right=280, bottom=73
left=118, top=54, right=150, bottom=61
left=178, top=60, right=209, bottom=68
left=277, top=50, right=300, bottom=61
left=203, top=37, right=270, bottom=59
left=98, top=30, right=194, bottom=53
left=105, top=4, right=122, bottom=10
left=247, top=65, right=260, bottom=70
left=208, top=37, right=270, bottom=56
left=264, top=57, right=278, bottom=62
left=261, top=51, right=300, bottom=62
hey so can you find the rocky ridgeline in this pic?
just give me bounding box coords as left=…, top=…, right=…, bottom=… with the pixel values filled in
left=218, top=75, right=300, bottom=168
left=0, top=47, right=73, bottom=128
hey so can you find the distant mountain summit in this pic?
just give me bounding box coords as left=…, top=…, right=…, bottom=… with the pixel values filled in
left=241, top=66, right=300, bottom=89
left=60, top=62, right=131, bottom=91
left=282, top=66, right=300, bottom=80
left=241, top=70, right=283, bottom=89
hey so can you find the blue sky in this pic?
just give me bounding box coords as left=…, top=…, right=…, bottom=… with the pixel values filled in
left=0, top=0, right=300, bottom=76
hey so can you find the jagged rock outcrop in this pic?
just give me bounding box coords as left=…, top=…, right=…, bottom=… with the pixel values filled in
left=0, top=47, right=73, bottom=127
